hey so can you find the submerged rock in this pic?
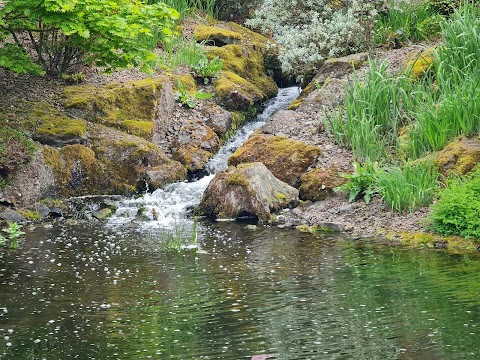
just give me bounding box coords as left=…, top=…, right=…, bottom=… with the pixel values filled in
left=228, top=134, right=321, bottom=187
left=197, top=162, right=298, bottom=221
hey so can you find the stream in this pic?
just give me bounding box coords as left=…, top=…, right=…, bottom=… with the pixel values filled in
left=1, top=88, right=480, bottom=359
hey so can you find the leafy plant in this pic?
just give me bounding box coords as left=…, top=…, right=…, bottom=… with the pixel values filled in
left=192, top=55, right=223, bottom=84
left=150, top=0, right=218, bottom=18
left=335, top=161, right=383, bottom=204
left=0, top=222, right=25, bottom=249
left=0, top=0, right=178, bottom=75
left=175, top=80, right=214, bottom=108
left=378, top=160, right=439, bottom=213
left=429, top=168, right=480, bottom=238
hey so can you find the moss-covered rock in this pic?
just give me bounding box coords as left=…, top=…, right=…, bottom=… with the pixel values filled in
left=404, top=47, right=437, bottom=80
left=171, top=120, right=221, bottom=171
left=194, top=24, right=242, bottom=46
left=62, top=77, right=168, bottom=139
left=228, top=134, right=321, bottom=186
left=193, top=22, right=277, bottom=111
left=196, top=162, right=299, bottom=220
left=435, top=137, right=480, bottom=176
left=299, top=167, right=347, bottom=201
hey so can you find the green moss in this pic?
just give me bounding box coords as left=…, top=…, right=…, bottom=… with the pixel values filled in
left=287, top=98, right=303, bottom=110
left=435, top=137, right=480, bottom=176
left=394, top=231, right=478, bottom=251
left=62, top=77, right=167, bottom=139
left=174, top=74, right=197, bottom=93
left=296, top=225, right=334, bottom=233
left=227, top=172, right=249, bottom=186
left=405, top=48, right=436, bottom=80
left=194, top=24, right=242, bottom=43
left=16, top=209, right=41, bottom=221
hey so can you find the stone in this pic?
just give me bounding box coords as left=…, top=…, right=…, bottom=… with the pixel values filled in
left=92, top=208, right=112, bottom=220
left=434, top=137, right=480, bottom=176
left=196, top=162, right=299, bottom=221
left=34, top=203, right=51, bottom=218
left=0, top=211, right=27, bottom=223
left=298, top=167, right=346, bottom=201
left=228, top=134, right=321, bottom=187
left=316, top=222, right=345, bottom=232
left=339, top=204, right=354, bottom=215
left=202, top=106, right=233, bottom=137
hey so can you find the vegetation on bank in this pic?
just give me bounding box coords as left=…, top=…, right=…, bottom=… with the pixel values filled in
left=327, top=2, right=480, bottom=241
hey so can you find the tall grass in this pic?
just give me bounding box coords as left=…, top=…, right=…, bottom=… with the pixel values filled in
left=405, top=3, right=480, bottom=158
left=374, top=1, right=439, bottom=44
left=378, top=160, right=439, bottom=213
left=149, top=0, right=217, bottom=18
left=158, top=35, right=206, bottom=70
left=325, top=61, right=410, bottom=162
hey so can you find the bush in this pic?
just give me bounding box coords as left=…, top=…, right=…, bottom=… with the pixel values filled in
left=429, top=168, right=480, bottom=239
left=0, top=0, right=178, bottom=75
left=246, top=0, right=386, bottom=79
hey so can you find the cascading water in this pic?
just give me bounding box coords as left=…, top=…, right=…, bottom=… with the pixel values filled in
left=109, top=87, right=300, bottom=227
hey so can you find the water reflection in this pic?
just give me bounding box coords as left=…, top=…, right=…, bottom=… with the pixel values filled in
left=1, top=222, right=480, bottom=359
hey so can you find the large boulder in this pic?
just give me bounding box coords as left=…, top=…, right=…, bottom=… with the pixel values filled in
left=228, top=134, right=321, bottom=187
left=197, top=162, right=299, bottom=220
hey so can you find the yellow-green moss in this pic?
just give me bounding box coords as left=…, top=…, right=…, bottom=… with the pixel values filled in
left=173, top=73, right=197, bottom=93
left=119, top=120, right=154, bottom=138
left=194, top=24, right=242, bottom=43
left=382, top=230, right=479, bottom=251
left=434, top=137, right=480, bottom=175
left=227, top=172, right=249, bottom=186
left=296, top=225, right=334, bottom=233
left=215, top=71, right=264, bottom=103
left=404, top=47, right=437, bottom=80
left=62, top=77, right=167, bottom=139
left=288, top=98, right=303, bottom=110
left=17, top=209, right=41, bottom=221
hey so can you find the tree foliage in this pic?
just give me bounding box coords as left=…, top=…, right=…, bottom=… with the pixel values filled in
left=0, top=0, right=179, bottom=75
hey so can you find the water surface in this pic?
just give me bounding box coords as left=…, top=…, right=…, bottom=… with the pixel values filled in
left=1, top=223, right=480, bottom=359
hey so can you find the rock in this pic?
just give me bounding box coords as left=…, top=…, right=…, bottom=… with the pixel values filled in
left=228, top=134, right=321, bottom=187
left=197, top=162, right=299, bottom=220
left=49, top=207, right=63, bottom=218
left=434, top=137, right=480, bottom=176
left=299, top=167, right=346, bottom=201
left=34, top=203, right=51, bottom=218
left=92, top=208, right=112, bottom=220
left=289, top=52, right=368, bottom=110
left=316, top=222, right=345, bottom=232
left=145, top=163, right=188, bottom=191
left=403, top=47, right=436, bottom=80
left=171, top=120, right=221, bottom=172
left=201, top=106, right=233, bottom=137
left=261, top=110, right=306, bottom=137
left=0, top=211, right=27, bottom=223
left=339, top=204, right=353, bottom=215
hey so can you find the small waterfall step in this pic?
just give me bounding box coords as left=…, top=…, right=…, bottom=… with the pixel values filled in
left=109, top=87, right=300, bottom=228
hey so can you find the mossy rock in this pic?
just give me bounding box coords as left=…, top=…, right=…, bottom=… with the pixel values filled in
left=435, top=137, right=480, bottom=176
left=194, top=24, right=242, bottom=46
left=197, top=162, right=299, bottom=220
left=0, top=101, right=87, bottom=147
left=42, top=144, right=103, bottom=196
left=0, top=126, right=37, bottom=182
left=173, top=73, right=197, bottom=93
left=299, top=167, right=347, bottom=201
left=404, top=47, right=437, bottom=80
left=62, top=77, right=168, bottom=139
left=228, top=134, right=321, bottom=187
left=171, top=120, right=221, bottom=171
left=382, top=230, right=478, bottom=251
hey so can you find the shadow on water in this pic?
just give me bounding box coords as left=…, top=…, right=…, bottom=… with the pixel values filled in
left=1, top=222, right=480, bottom=359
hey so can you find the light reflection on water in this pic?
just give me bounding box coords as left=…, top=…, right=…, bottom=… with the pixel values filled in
left=1, top=222, right=480, bottom=359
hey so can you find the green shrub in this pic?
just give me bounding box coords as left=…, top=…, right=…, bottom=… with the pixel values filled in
left=429, top=168, right=480, bottom=239
left=378, top=160, right=439, bottom=213
left=427, top=0, right=461, bottom=15
left=335, top=161, right=383, bottom=204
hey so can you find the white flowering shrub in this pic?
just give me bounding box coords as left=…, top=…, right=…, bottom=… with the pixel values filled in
left=246, top=0, right=390, bottom=79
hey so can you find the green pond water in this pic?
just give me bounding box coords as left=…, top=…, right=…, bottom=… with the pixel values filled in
left=1, top=222, right=480, bottom=359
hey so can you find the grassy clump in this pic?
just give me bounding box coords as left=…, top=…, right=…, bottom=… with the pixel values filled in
left=428, top=168, right=480, bottom=239
left=326, top=3, right=479, bottom=214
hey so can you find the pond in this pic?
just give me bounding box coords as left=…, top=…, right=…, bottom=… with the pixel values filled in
left=1, top=223, right=480, bottom=359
